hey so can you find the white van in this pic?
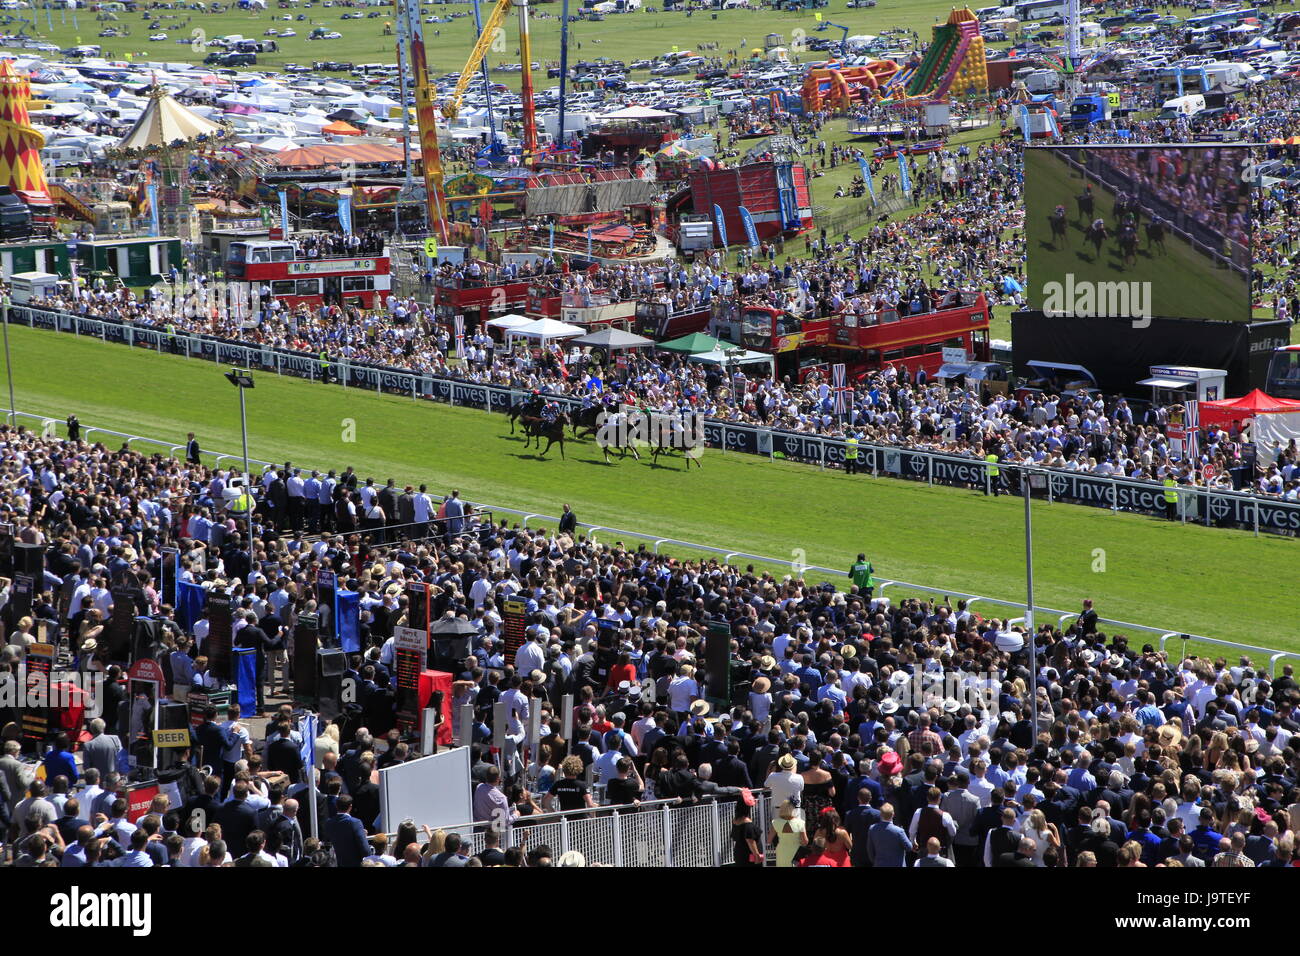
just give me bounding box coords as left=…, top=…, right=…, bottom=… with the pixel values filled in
left=1159, top=93, right=1205, bottom=119
left=43, top=144, right=90, bottom=164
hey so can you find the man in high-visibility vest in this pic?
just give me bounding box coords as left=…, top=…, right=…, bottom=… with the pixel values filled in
left=319, top=350, right=331, bottom=383
left=849, top=553, right=874, bottom=599
left=984, top=449, right=1002, bottom=496
left=845, top=434, right=860, bottom=475
left=1163, top=474, right=1179, bottom=520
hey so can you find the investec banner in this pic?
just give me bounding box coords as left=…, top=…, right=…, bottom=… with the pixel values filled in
left=287, top=259, right=377, bottom=275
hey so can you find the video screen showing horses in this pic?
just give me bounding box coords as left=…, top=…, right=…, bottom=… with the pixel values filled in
left=1025, top=145, right=1251, bottom=323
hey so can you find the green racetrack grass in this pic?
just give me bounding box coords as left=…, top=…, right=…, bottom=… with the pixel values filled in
left=4, top=323, right=1298, bottom=655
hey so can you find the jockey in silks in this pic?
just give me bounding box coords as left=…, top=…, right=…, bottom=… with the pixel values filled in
left=1091, top=217, right=1106, bottom=233
left=540, top=400, right=561, bottom=425
left=1054, top=203, right=1066, bottom=219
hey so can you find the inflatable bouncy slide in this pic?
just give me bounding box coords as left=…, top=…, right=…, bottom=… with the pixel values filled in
left=801, top=60, right=901, bottom=113
left=897, top=7, right=988, bottom=100
left=802, top=9, right=987, bottom=112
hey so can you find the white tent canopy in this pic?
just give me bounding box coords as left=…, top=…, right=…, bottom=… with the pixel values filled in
left=506, top=318, right=585, bottom=342
left=485, top=313, right=533, bottom=330
left=600, top=105, right=675, bottom=120
left=686, top=347, right=774, bottom=372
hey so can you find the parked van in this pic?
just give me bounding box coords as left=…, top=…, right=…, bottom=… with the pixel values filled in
left=1158, top=93, right=1205, bottom=119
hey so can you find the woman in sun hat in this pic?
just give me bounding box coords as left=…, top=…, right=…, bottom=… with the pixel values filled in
left=749, top=675, right=772, bottom=730
left=765, top=752, right=805, bottom=820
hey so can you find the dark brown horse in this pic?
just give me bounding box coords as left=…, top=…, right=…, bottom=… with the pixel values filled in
left=523, top=410, right=571, bottom=459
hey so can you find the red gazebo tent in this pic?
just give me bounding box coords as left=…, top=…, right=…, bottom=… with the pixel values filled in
left=1199, top=389, right=1300, bottom=428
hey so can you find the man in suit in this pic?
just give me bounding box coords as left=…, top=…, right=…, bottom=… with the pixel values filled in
left=81, top=718, right=122, bottom=778
left=941, top=771, right=983, bottom=868
left=194, top=709, right=232, bottom=780
left=1, top=740, right=34, bottom=813
left=215, top=781, right=258, bottom=852
left=997, top=835, right=1039, bottom=868
left=866, top=804, right=912, bottom=867
left=378, top=479, right=400, bottom=531
left=1077, top=598, right=1099, bottom=636
left=182, top=775, right=223, bottom=835
left=265, top=470, right=289, bottom=532
left=322, top=793, right=369, bottom=867
left=349, top=755, right=381, bottom=833
left=712, top=739, right=753, bottom=789
left=845, top=788, right=882, bottom=867
left=185, top=433, right=201, bottom=465
left=983, top=806, right=1022, bottom=867
left=558, top=504, right=577, bottom=536
left=266, top=724, right=305, bottom=785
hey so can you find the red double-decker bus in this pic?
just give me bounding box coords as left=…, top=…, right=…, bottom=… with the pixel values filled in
left=822, top=290, right=991, bottom=379
left=711, top=299, right=832, bottom=379
left=225, top=240, right=391, bottom=309
left=711, top=290, right=991, bottom=381
left=434, top=269, right=532, bottom=326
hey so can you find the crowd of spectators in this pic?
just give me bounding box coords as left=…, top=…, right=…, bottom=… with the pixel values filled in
left=0, top=430, right=1296, bottom=868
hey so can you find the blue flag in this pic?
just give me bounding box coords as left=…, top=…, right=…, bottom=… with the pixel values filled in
left=738, top=206, right=759, bottom=249
left=234, top=647, right=258, bottom=715
left=586, top=225, right=592, bottom=259
left=146, top=183, right=160, bottom=237
left=278, top=189, right=290, bottom=236
left=337, top=191, right=353, bottom=237
left=299, top=713, right=317, bottom=770
left=337, top=589, right=361, bottom=654
left=177, top=581, right=207, bottom=634
left=857, top=157, right=876, bottom=202
left=896, top=151, right=912, bottom=199
left=712, top=202, right=728, bottom=248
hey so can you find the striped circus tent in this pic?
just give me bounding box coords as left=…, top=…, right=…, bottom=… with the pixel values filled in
left=0, top=59, right=48, bottom=202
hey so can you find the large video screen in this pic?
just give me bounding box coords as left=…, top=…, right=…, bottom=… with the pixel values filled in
left=1025, top=145, right=1251, bottom=323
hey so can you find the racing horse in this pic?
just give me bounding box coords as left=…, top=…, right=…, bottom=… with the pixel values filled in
left=507, top=396, right=544, bottom=435
left=1117, top=223, right=1139, bottom=268
left=1076, top=188, right=1094, bottom=224
left=1145, top=218, right=1168, bottom=254
left=1048, top=207, right=1069, bottom=249
left=1084, top=220, right=1109, bottom=261
left=569, top=404, right=606, bottom=440
left=524, top=410, right=571, bottom=459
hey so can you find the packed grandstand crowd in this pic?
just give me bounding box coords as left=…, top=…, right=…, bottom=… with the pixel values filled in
left=0, top=427, right=1296, bottom=868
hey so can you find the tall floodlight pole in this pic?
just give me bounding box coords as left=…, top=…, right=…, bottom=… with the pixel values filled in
left=1023, top=465, right=1046, bottom=742
left=1064, top=0, right=1082, bottom=103
left=225, top=369, right=255, bottom=539
left=2, top=295, right=13, bottom=426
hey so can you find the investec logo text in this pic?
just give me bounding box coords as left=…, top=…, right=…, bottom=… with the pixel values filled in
left=50, top=888, right=152, bottom=937
left=0, top=670, right=104, bottom=718
left=1041, top=273, right=1153, bottom=328
left=596, top=412, right=706, bottom=451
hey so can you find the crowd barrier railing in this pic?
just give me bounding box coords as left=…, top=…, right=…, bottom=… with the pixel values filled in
left=10, top=304, right=1297, bottom=539
left=437, top=792, right=775, bottom=868
left=2, top=406, right=1294, bottom=677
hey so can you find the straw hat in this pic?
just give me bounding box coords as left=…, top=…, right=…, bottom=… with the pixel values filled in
left=759, top=655, right=776, bottom=672
left=841, top=644, right=857, bottom=659
left=689, top=699, right=711, bottom=717
left=752, top=676, right=771, bottom=694
left=777, top=753, right=797, bottom=772
left=880, top=697, right=900, bottom=715
left=1157, top=723, right=1183, bottom=748
left=80, top=638, right=97, bottom=654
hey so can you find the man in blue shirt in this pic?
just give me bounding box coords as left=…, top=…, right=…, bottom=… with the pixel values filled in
left=1135, top=691, right=1165, bottom=728
left=42, top=733, right=78, bottom=786
left=866, top=803, right=912, bottom=867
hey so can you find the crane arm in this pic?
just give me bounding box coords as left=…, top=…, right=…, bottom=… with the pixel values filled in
left=441, top=0, right=513, bottom=121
